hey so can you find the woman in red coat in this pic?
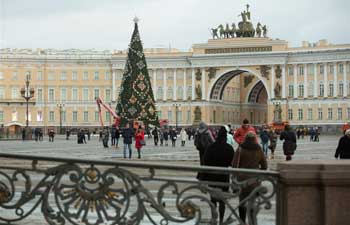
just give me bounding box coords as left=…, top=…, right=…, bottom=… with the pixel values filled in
left=135, top=128, right=145, bottom=159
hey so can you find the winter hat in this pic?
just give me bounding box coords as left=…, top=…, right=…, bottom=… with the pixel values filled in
left=244, top=131, right=257, bottom=143
left=243, top=119, right=249, bottom=124
left=199, top=122, right=207, bottom=129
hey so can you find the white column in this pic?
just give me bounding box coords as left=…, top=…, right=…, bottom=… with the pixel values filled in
left=343, top=62, right=347, bottom=97
left=271, top=65, right=275, bottom=99
left=313, top=64, right=317, bottom=97
left=282, top=65, right=286, bottom=98
left=163, top=68, right=167, bottom=101
left=153, top=69, right=157, bottom=97
left=201, top=68, right=205, bottom=100
left=183, top=69, right=187, bottom=101
left=334, top=63, right=338, bottom=97
left=173, top=69, right=177, bottom=100
left=324, top=63, right=328, bottom=97
left=304, top=64, right=308, bottom=98
left=112, top=69, right=116, bottom=101
left=293, top=64, right=297, bottom=98
left=191, top=68, right=195, bottom=100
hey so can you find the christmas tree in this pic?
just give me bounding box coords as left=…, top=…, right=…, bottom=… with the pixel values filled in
left=116, top=17, right=159, bottom=127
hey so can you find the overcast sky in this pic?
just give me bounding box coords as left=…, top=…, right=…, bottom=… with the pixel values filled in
left=0, top=0, right=349, bottom=51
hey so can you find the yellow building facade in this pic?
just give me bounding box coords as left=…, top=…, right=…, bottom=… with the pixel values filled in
left=0, top=37, right=350, bottom=135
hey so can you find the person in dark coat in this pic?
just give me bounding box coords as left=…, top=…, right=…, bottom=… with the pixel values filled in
left=152, top=127, right=159, bottom=146
left=201, top=126, right=234, bottom=225
left=335, top=129, right=350, bottom=159
left=122, top=123, right=133, bottom=158
left=232, top=131, right=267, bottom=224
left=280, top=125, right=297, bottom=161
left=115, top=127, right=120, bottom=148
left=110, top=125, right=117, bottom=146
left=194, top=122, right=215, bottom=165
left=163, top=129, right=169, bottom=146
left=169, top=128, right=177, bottom=147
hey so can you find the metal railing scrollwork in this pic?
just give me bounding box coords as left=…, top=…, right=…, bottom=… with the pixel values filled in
left=0, top=153, right=279, bottom=225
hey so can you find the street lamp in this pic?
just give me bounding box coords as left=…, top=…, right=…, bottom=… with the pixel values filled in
left=20, top=72, right=35, bottom=139
left=173, top=103, right=181, bottom=130
left=57, top=103, right=65, bottom=134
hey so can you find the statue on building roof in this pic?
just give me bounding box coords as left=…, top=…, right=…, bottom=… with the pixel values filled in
left=263, top=25, right=268, bottom=38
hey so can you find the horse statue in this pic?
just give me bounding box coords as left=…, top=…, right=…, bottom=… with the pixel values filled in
left=217, top=24, right=225, bottom=38
left=256, top=22, right=262, bottom=37
left=262, top=25, right=268, bottom=38
left=211, top=28, right=219, bottom=39
left=230, top=23, right=236, bottom=38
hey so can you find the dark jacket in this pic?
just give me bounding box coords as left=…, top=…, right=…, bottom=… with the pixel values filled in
left=280, top=130, right=297, bottom=155
left=122, top=128, right=133, bottom=144
left=110, top=127, right=117, bottom=138
left=169, top=130, right=177, bottom=141
left=202, top=141, right=234, bottom=191
left=335, top=135, right=350, bottom=159
left=194, top=128, right=215, bottom=153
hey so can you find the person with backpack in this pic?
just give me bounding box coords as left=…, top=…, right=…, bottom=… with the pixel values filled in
left=194, top=122, right=215, bottom=165
left=260, top=128, right=270, bottom=157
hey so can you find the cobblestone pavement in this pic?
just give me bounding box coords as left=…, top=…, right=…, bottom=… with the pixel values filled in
left=0, top=134, right=341, bottom=225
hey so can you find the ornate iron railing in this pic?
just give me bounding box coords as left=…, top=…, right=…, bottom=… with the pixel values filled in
left=0, top=153, right=278, bottom=225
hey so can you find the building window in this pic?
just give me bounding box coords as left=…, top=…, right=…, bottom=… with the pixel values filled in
left=328, top=83, right=334, bottom=97
left=105, top=112, right=110, bottom=122
left=94, top=71, right=99, bottom=80
left=48, top=71, right=55, bottom=80
left=72, top=88, right=78, bottom=101
left=37, top=71, right=43, bottom=80
left=167, top=87, right=173, bottom=99
left=0, top=111, right=3, bottom=122
left=308, top=64, right=314, bottom=75
left=337, top=108, right=342, bottom=120
left=328, top=108, right=333, bottom=120
left=72, top=71, right=78, bottom=80
left=83, top=111, right=89, bottom=122
left=37, top=88, right=43, bottom=102
left=105, top=89, right=111, bottom=102
left=187, top=110, right=191, bottom=123
left=187, top=86, right=192, bottom=99
left=298, top=66, right=304, bottom=76
left=298, top=84, right=304, bottom=97
left=320, top=65, right=324, bottom=74
left=167, top=70, right=174, bottom=80
left=347, top=108, right=350, bottom=120
left=0, top=87, right=4, bottom=99
left=339, top=82, right=344, bottom=96
left=83, top=71, right=89, bottom=80
left=288, top=109, right=293, bottom=120
left=157, top=111, right=162, bottom=119
left=177, top=86, right=184, bottom=99
left=308, top=81, right=314, bottom=96
left=11, top=88, right=19, bottom=99
left=288, top=66, right=293, bottom=76
left=83, top=88, right=89, bottom=101
left=157, top=87, right=163, bottom=100
left=318, top=108, right=323, bottom=120
left=60, top=71, right=67, bottom=80
left=94, top=89, right=100, bottom=100
left=94, top=111, right=99, bottom=122
left=61, top=111, right=66, bottom=122
left=48, top=88, right=55, bottom=102
left=288, top=85, right=294, bottom=97
left=12, top=71, right=18, bottom=80
left=168, top=111, right=172, bottom=122
left=60, top=88, right=67, bottom=101
left=177, top=111, right=182, bottom=123
left=329, top=64, right=334, bottom=74
left=105, top=71, right=111, bottom=80
left=339, top=64, right=344, bottom=73
left=156, top=70, right=163, bottom=80
left=36, top=111, right=43, bottom=122
left=307, top=108, right=313, bottom=120
left=49, top=111, right=55, bottom=122
left=72, top=111, right=78, bottom=122
left=319, top=82, right=324, bottom=96
left=298, top=109, right=303, bottom=120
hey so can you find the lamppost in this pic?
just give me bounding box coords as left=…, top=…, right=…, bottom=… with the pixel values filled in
left=173, top=103, right=181, bottom=130
left=20, top=72, right=35, bottom=139
left=57, top=103, right=64, bottom=134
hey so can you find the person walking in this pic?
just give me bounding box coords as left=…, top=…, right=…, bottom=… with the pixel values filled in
left=224, top=125, right=235, bottom=148
left=234, top=119, right=256, bottom=146
left=102, top=127, right=109, bottom=148
left=152, top=127, right=159, bottom=146
left=260, top=128, right=270, bottom=157
left=115, top=126, right=120, bottom=148
left=200, top=127, right=234, bottom=224
left=110, top=125, right=117, bottom=146
left=163, top=129, right=169, bottom=146
left=180, top=128, right=187, bottom=146
left=48, top=129, right=55, bottom=142
left=21, top=128, right=26, bottom=141
left=280, top=125, right=297, bottom=161
left=135, top=128, right=145, bottom=159
left=232, top=132, right=267, bottom=224
left=122, top=123, right=133, bottom=158
left=335, top=129, right=350, bottom=159
left=169, top=128, right=177, bottom=147
left=268, top=129, right=278, bottom=159
left=194, top=122, right=215, bottom=166
left=66, top=129, right=71, bottom=140
left=159, top=129, right=164, bottom=146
